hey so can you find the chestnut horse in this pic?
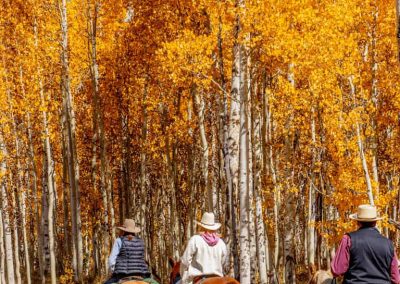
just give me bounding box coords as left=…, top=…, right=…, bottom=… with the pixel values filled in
left=168, top=258, right=239, bottom=284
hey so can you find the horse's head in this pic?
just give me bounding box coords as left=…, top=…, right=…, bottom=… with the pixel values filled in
left=169, top=257, right=181, bottom=284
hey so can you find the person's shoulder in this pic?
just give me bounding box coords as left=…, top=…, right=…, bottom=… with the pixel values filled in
left=218, top=238, right=227, bottom=247
left=191, top=234, right=203, bottom=241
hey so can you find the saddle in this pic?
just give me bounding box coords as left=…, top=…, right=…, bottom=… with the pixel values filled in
left=193, top=274, right=220, bottom=284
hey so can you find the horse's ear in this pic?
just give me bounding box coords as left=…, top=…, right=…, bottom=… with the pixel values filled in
left=168, top=257, right=175, bottom=268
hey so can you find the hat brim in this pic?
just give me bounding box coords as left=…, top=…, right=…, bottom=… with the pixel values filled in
left=349, top=213, right=382, bottom=222
left=117, top=226, right=141, bottom=234
left=196, top=221, right=221, bottom=231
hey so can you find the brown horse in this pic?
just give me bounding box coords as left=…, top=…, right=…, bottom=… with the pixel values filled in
left=168, top=258, right=239, bottom=284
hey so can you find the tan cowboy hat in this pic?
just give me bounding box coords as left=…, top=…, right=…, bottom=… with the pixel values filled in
left=349, top=204, right=382, bottom=222
left=117, top=219, right=141, bottom=234
left=196, top=212, right=221, bottom=231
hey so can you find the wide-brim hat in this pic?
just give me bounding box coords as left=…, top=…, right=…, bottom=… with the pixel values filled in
left=196, top=212, right=221, bottom=231
left=349, top=204, right=382, bottom=222
left=117, top=219, right=141, bottom=234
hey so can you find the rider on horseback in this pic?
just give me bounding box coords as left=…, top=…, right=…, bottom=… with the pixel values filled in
left=178, top=212, right=227, bottom=284
left=104, top=219, right=159, bottom=284
left=331, top=205, right=400, bottom=284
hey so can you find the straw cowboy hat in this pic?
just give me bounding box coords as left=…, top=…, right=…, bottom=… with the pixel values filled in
left=196, top=212, right=221, bottom=231
left=117, top=219, right=141, bottom=234
left=349, top=204, right=382, bottom=222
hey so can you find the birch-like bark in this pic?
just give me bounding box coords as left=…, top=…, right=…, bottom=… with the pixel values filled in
left=253, top=86, right=268, bottom=284
left=266, top=85, right=280, bottom=276
left=17, top=65, right=33, bottom=284
left=227, top=0, right=243, bottom=277
left=246, top=58, right=257, bottom=283
left=0, top=202, right=6, bottom=284
left=0, top=135, right=14, bottom=284
left=308, top=107, right=317, bottom=267
left=349, top=76, right=374, bottom=205
left=217, top=14, right=236, bottom=276
left=284, top=64, right=296, bottom=284
left=238, top=47, right=251, bottom=283
left=5, top=84, right=22, bottom=284
left=87, top=1, right=110, bottom=275
left=140, top=82, right=148, bottom=262
left=194, top=90, right=212, bottom=211
left=38, top=70, right=57, bottom=284
left=370, top=8, right=379, bottom=196
left=59, top=0, right=84, bottom=279
left=9, top=178, right=22, bottom=284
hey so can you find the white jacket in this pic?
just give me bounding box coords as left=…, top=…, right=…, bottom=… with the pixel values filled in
left=180, top=235, right=227, bottom=284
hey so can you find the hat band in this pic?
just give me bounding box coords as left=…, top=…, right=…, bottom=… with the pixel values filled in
left=200, top=222, right=215, bottom=226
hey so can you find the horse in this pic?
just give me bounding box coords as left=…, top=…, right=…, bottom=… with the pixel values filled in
left=308, top=265, right=337, bottom=284
left=168, top=258, right=240, bottom=284
left=106, top=275, right=148, bottom=284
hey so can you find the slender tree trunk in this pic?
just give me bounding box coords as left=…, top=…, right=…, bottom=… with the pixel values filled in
left=194, top=90, right=212, bottom=211
left=0, top=202, right=6, bottom=284
left=284, top=64, right=296, bottom=284
left=228, top=0, right=243, bottom=277
left=349, top=76, right=374, bottom=205
left=217, top=14, right=236, bottom=276
left=87, top=0, right=110, bottom=275
left=370, top=7, right=379, bottom=197
left=246, top=58, right=257, bottom=284
left=308, top=107, right=317, bottom=267
left=18, top=66, right=33, bottom=284
left=0, top=135, right=14, bottom=284
left=140, top=82, right=148, bottom=261
left=39, top=71, right=57, bottom=284
left=253, top=84, right=268, bottom=284
left=59, top=0, right=84, bottom=280
left=238, top=48, right=251, bottom=283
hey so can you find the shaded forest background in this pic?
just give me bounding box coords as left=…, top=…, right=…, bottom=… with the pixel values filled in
left=0, top=0, right=400, bottom=283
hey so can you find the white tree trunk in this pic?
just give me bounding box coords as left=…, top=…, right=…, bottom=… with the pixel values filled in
left=194, top=91, right=212, bottom=211
left=0, top=136, right=15, bottom=284
left=284, top=64, right=296, bottom=284
left=238, top=52, right=251, bottom=283
left=18, top=66, right=32, bottom=284
left=59, top=0, right=84, bottom=280
left=253, top=94, right=268, bottom=284
left=308, top=108, right=317, bottom=267
left=246, top=59, right=257, bottom=283
left=349, top=76, right=374, bottom=205
left=370, top=9, right=379, bottom=197
left=0, top=203, right=6, bottom=284
left=40, top=75, right=57, bottom=284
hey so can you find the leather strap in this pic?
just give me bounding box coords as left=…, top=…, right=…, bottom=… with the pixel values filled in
left=193, top=274, right=220, bottom=284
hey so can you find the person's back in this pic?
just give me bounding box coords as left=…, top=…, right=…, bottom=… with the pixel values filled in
left=180, top=212, right=227, bottom=284
left=113, top=236, right=149, bottom=275
left=105, top=219, right=158, bottom=284
left=331, top=205, right=400, bottom=284
left=182, top=234, right=226, bottom=279
left=345, top=227, right=393, bottom=283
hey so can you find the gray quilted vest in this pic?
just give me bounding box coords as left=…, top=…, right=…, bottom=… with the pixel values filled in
left=344, top=227, right=393, bottom=284
left=113, top=236, right=150, bottom=275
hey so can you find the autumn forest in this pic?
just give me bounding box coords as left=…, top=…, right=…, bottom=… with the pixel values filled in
left=0, top=0, right=400, bottom=283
